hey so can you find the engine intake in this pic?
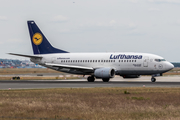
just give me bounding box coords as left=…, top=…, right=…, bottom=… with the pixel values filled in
left=94, top=68, right=115, bottom=78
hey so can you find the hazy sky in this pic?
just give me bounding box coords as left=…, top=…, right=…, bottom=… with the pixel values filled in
left=0, top=0, right=180, bottom=61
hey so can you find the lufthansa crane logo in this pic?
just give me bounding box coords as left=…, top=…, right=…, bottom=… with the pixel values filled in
left=32, top=33, right=43, bottom=45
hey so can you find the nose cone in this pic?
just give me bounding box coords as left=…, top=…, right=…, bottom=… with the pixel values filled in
left=166, top=62, right=174, bottom=71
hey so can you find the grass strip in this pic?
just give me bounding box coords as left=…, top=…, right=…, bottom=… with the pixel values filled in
left=0, top=87, right=180, bottom=120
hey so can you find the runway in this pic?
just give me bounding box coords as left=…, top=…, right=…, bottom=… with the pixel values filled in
left=0, top=76, right=180, bottom=90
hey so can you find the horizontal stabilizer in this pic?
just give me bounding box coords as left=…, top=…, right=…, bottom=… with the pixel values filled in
left=8, top=53, right=42, bottom=58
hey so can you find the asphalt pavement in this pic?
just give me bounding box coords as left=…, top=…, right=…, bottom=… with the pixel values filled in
left=0, top=76, right=180, bottom=90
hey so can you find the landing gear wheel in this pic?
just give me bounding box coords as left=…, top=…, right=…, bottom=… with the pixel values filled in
left=151, top=78, right=156, bottom=82
left=87, top=76, right=95, bottom=82
left=102, top=78, right=109, bottom=82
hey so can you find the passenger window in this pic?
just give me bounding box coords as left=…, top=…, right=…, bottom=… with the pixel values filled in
left=90, top=60, right=92, bottom=62
left=129, top=60, right=131, bottom=62
left=121, top=60, right=123, bottom=62
left=135, top=60, right=136, bottom=62
left=119, top=60, right=120, bottom=62
left=127, top=60, right=128, bottom=62
left=124, top=60, right=126, bottom=62
left=98, top=60, right=100, bottom=62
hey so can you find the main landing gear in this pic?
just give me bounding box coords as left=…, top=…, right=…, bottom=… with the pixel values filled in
left=102, top=78, right=109, bottom=82
left=87, top=76, right=95, bottom=82
left=87, top=76, right=110, bottom=82
left=151, top=77, right=156, bottom=82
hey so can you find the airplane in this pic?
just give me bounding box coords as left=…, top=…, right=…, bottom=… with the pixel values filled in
left=9, top=21, right=174, bottom=82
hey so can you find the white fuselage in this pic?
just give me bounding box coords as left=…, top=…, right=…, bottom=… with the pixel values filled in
left=10, top=21, right=175, bottom=82
left=31, top=52, right=174, bottom=76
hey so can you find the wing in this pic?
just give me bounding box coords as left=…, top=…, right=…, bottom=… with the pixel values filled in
left=45, top=63, right=93, bottom=70
left=9, top=53, right=94, bottom=74
left=45, top=63, right=94, bottom=74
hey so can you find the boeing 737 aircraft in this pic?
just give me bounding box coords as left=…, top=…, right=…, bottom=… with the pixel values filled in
left=9, top=21, right=174, bottom=82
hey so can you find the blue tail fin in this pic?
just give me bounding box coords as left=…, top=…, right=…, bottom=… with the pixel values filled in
left=27, top=21, right=69, bottom=54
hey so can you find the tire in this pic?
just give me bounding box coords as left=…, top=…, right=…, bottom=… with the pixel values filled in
left=151, top=78, right=156, bottom=82
left=102, top=78, right=109, bottom=82
left=87, top=76, right=95, bottom=82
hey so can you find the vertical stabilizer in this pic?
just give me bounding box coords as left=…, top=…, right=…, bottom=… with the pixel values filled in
left=27, top=21, right=69, bottom=54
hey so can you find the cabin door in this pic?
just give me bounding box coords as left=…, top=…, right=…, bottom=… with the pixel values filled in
left=143, top=57, right=149, bottom=67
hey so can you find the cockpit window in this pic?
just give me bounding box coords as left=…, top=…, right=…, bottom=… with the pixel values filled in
left=161, top=59, right=166, bottom=61
left=155, top=59, right=166, bottom=62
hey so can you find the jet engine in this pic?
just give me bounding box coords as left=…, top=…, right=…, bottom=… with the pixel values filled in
left=94, top=68, right=115, bottom=78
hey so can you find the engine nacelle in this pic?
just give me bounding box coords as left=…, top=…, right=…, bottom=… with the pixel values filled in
left=121, top=75, right=141, bottom=78
left=94, top=68, right=115, bottom=78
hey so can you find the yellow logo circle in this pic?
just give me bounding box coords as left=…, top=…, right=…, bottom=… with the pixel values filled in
left=32, top=33, right=43, bottom=45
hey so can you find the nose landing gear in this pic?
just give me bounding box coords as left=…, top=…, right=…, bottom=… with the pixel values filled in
left=151, top=73, right=162, bottom=82
left=151, top=77, right=156, bottom=82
